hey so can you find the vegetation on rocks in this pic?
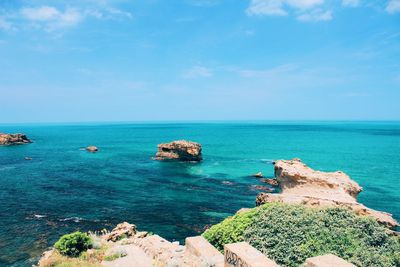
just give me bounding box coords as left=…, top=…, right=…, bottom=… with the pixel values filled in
left=203, top=203, right=400, bottom=267
left=54, top=232, right=93, bottom=257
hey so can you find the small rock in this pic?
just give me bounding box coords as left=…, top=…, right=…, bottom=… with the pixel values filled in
left=135, top=231, right=148, bottom=238
left=103, top=222, right=136, bottom=242
left=250, top=185, right=273, bottom=192
left=86, top=146, right=98, bottom=153
left=251, top=172, right=263, bottom=178
left=260, top=178, right=279, bottom=186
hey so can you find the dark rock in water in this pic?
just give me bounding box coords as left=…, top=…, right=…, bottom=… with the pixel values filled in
left=251, top=172, right=263, bottom=178
left=86, top=146, right=98, bottom=153
left=260, top=178, right=279, bottom=186
left=0, top=133, right=32, bottom=145
left=154, top=140, right=202, bottom=161
left=250, top=185, right=273, bottom=192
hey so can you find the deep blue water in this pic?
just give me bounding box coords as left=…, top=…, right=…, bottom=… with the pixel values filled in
left=0, top=122, right=399, bottom=266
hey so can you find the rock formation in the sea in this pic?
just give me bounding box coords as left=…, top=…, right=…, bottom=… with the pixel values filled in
left=154, top=140, right=202, bottom=161
left=0, top=133, right=32, bottom=145
left=256, top=158, right=398, bottom=228
left=86, top=146, right=98, bottom=153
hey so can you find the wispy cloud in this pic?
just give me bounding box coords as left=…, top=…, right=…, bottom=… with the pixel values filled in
left=0, top=2, right=132, bottom=32
left=0, top=16, right=13, bottom=30
left=182, top=66, right=213, bottom=78
left=297, top=9, right=332, bottom=21
left=246, top=0, right=324, bottom=17
left=238, top=64, right=297, bottom=78
left=386, top=0, right=400, bottom=14
left=21, top=6, right=83, bottom=30
left=342, top=0, right=360, bottom=7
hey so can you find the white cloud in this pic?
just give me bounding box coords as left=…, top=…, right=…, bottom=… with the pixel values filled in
left=20, top=6, right=83, bottom=31
left=297, top=9, right=332, bottom=21
left=246, top=0, right=324, bottom=16
left=0, top=16, right=12, bottom=30
left=21, top=6, right=60, bottom=21
left=182, top=66, right=213, bottom=79
left=246, top=0, right=288, bottom=16
left=239, top=64, right=297, bottom=77
left=342, top=0, right=360, bottom=7
left=386, top=0, right=400, bottom=14
left=0, top=2, right=132, bottom=33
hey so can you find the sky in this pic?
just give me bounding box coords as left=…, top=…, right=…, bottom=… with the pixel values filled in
left=0, top=0, right=399, bottom=123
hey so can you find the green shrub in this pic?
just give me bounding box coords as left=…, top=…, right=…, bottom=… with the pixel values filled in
left=202, top=203, right=400, bottom=267
left=202, top=208, right=259, bottom=251
left=54, top=232, right=93, bottom=257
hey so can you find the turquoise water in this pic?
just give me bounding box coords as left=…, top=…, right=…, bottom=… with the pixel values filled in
left=0, top=122, right=399, bottom=266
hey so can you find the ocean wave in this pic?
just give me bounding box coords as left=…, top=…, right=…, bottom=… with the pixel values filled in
left=0, top=166, right=16, bottom=171
left=59, top=217, right=85, bottom=223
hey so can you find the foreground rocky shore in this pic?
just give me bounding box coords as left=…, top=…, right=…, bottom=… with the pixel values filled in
left=37, top=154, right=399, bottom=267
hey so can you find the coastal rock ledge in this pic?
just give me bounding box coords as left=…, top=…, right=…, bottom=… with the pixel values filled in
left=0, top=133, right=32, bottom=145
left=256, top=158, right=398, bottom=228
left=154, top=140, right=202, bottom=162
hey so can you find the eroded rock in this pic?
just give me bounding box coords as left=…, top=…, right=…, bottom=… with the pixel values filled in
left=154, top=140, right=202, bottom=161
left=0, top=133, right=32, bottom=145
left=256, top=158, right=398, bottom=228
left=104, top=222, right=136, bottom=242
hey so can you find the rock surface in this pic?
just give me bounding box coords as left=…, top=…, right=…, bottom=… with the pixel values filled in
left=86, top=146, right=98, bottom=153
left=0, top=133, right=32, bottom=145
left=256, top=158, right=398, bottom=228
left=103, top=222, right=136, bottom=242
left=154, top=140, right=202, bottom=161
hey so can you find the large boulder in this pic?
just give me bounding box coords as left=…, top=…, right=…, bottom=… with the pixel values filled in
left=256, top=158, right=398, bottom=228
left=0, top=133, right=32, bottom=145
left=154, top=140, right=202, bottom=162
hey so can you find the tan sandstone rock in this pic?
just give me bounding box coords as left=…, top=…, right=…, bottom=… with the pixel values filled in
left=256, top=158, right=398, bottom=228
left=0, top=133, right=32, bottom=145
left=104, top=222, right=136, bottom=242
left=86, top=146, right=98, bottom=153
left=154, top=140, right=202, bottom=161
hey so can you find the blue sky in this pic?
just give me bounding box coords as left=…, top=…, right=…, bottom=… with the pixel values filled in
left=0, top=0, right=399, bottom=122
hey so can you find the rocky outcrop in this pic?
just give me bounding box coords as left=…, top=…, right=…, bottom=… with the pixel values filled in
left=103, top=222, right=136, bottom=242
left=256, top=159, right=398, bottom=228
left=154, top=140, right=202, bottom=161
left=86, top=146, right=98, bottom=153
left=0, top=133, right=32, bottom=145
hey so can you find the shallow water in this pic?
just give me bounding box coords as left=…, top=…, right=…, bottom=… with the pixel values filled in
left=0, top=122, right=399, bottom=266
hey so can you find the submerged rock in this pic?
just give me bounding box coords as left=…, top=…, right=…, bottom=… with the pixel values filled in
left=0, top=133, right=32, bottom=145
left=251, top=172, right=263, bottom=178
left=256, top=158, right=398, bottom=228
left=260, top=178, right=279, bottom=186
left=86, top=146, right=98, bottom=153
left=154, top=140, right=202, bottom=161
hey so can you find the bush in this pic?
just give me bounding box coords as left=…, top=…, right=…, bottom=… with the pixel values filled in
left=202, top=208, right=259, bottom=251
left=54, top=232, right=93, bottom=257
left=202, top=203, right=400, bottom=267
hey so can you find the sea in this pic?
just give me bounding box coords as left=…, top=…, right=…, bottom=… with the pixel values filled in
left=0, top=121, right=399, bottom=266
